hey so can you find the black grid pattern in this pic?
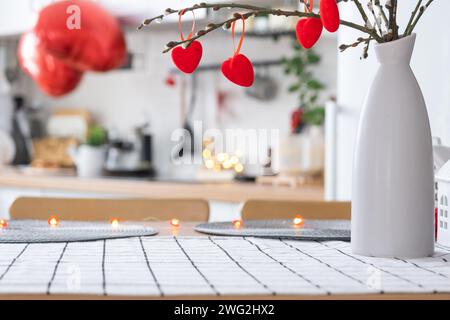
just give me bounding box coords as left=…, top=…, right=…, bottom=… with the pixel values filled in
left=0, top=238, right=449, bottom=297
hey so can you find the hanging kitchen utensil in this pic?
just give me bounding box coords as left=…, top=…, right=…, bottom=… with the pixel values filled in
left=245, top=67, right=278, bottom=101
left=175, top=73, right=198, bottom=158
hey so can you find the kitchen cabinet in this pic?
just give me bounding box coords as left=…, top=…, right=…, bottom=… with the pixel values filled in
left=0, top=0, right=208, bottom=35
left=0, top=0, right=48, bottom=36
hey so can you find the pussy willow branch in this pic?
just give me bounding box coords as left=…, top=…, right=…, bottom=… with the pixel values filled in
left=408, top=0, right=434, bottom=36
left=339, top=36, right=371, bottom=52
left=352, top=0, right=371, bottom=28
left=404, top=0, right=422, bottom=37
left=362, top=36, right=372, bottom=59
left=392, top=0, right=399, bottom=39
left=367, top=1, right=383, bottom=36
left=386, top=0, right=399, bottom=40
left=373, top=0, right=389, bottom=28
left=138, top=1, right=383, bottom=53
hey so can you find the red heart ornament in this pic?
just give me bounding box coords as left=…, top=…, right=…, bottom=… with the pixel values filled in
left=171, top=41, right=203, bottom=74
left=296, top=18, right=323, bottom=49
left=320, top=0, right=340, bottom=32
left=221, top=54, right=254, bottom=88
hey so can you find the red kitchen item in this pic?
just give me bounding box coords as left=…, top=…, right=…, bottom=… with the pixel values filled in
left=171, top=9, right=203, bottom=74
left=221, top=15, right=254, bottom=87
left=320, top=0, right=340, bottom=32
left=34, top=0, right=126, bottom=72
left=296, top=18, right=323, bottom=49
left=165, top=74, right=177, bottom=87
left=291, top=109, right=304, bottom=133
left=18, top=31, right=83, bottom=97
left=435, top=207, right=438, bottom=241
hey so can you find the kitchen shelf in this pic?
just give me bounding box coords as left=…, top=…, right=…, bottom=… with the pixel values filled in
left=222, top=28, right=337, bottom=41
left=229, top=29, right=297, bottom=41
left=192, top=59, right=283, bottom=73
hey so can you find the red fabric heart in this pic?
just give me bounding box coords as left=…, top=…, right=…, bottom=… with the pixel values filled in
left=296, top=18, right=323, bottom=49
left=222, top=54, right=254, bottom=87
left=320, top=0, right=340, bottom=33
left=171, top=41, right=203, bottom=74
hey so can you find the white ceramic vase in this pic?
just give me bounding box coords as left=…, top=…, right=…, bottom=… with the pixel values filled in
left=351, top=34, right=435, bottom=258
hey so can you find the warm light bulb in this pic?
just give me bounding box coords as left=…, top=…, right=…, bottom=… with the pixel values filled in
left=48, top=217, right=59, bottom=227
left=205, top=159, right=215, bottom=169
left=223, top=160, right=232, bottom=169
left=216, top=153, right=228, bottom=163
left=234, top=163, right=244, bottom=173
left=0, top=219, right=8, bottom=229
left=233, top=219, right=243, bottom=229
left=230, top=156, right=239, bottom=165
left=202, top=149, right=212, bottom=159
left=170, top=218, right=180, bottom=227
left=110, top=219, right=120, bottom=228
left=293, top=215, right=305, bottom=227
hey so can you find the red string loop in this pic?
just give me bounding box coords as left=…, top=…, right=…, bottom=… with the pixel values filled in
left=231, top=14, right=246, bottom=56
left=304, top=0, right=314, bottom=13
left=178, top=9, right=196, bottom=42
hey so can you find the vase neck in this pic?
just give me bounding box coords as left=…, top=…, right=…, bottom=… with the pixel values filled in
left=375, top=34, right=416, bottom=65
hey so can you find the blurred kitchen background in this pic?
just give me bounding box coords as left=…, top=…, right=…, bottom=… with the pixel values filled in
left=0, top=0, right=449, bottom=220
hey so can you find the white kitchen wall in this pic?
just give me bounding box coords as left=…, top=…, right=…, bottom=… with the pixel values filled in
left=29, top=26, right=337, bottom=175
left=336, top=2, right=450, bottom=200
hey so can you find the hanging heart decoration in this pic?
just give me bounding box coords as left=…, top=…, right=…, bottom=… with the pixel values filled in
left=171, top=9, right=203, bottom=74
left=320, top=0, right=340, bottom=32
left=295, top=0, right=323, bottom=49
left=296, top=18, right=323, bottom=49
left=221, top=15, right=254, bottom=87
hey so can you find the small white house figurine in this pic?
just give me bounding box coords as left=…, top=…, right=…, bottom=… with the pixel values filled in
left=434, top=138, right=450, bottom=248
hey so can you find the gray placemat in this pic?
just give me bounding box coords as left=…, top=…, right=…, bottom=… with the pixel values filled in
left=0, top=220, right=158, bottom=243
left=195, top=219, right=351, bottom=241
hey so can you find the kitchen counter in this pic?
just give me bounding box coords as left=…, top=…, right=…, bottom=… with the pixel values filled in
left=0, top=167, right=324, bottom=202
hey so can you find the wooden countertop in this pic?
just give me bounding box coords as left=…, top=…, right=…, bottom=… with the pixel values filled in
left=0, top=167, right=324, bottom=202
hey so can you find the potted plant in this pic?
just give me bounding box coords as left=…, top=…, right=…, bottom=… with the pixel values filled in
left=141, top=0, right=435, bottom=258
left=69, top=125, right=107, bottom=178
left=278, top=41, right=325, bottom=177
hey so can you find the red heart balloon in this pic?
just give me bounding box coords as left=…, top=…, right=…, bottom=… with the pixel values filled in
left=18, top=31, right=83, bottom=97
left=34, top=0, right=126, bottom=72
left=320, top=0, right=340, bottom=32
left=296, top=18, right=323, bottom=49
left=221, top=54, right=254, bottom=87
left=171, top=41, right=203, bottom=74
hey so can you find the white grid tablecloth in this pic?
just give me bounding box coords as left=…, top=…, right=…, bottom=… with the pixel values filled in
left=0, top=237, right=449, bottom=297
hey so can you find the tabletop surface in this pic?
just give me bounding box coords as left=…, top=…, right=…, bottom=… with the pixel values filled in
left=0, top=222, right=450, bottom=299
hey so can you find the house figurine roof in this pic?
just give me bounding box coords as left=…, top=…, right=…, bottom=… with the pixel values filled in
left=437, top=160, right=450, bottom=183
left=434, top=140, right=450, bottom=182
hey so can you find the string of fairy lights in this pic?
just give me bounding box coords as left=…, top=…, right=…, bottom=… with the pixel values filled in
left=0, top=215, right=306, bottom=230
left=202, top=139, right=245, bottom=174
